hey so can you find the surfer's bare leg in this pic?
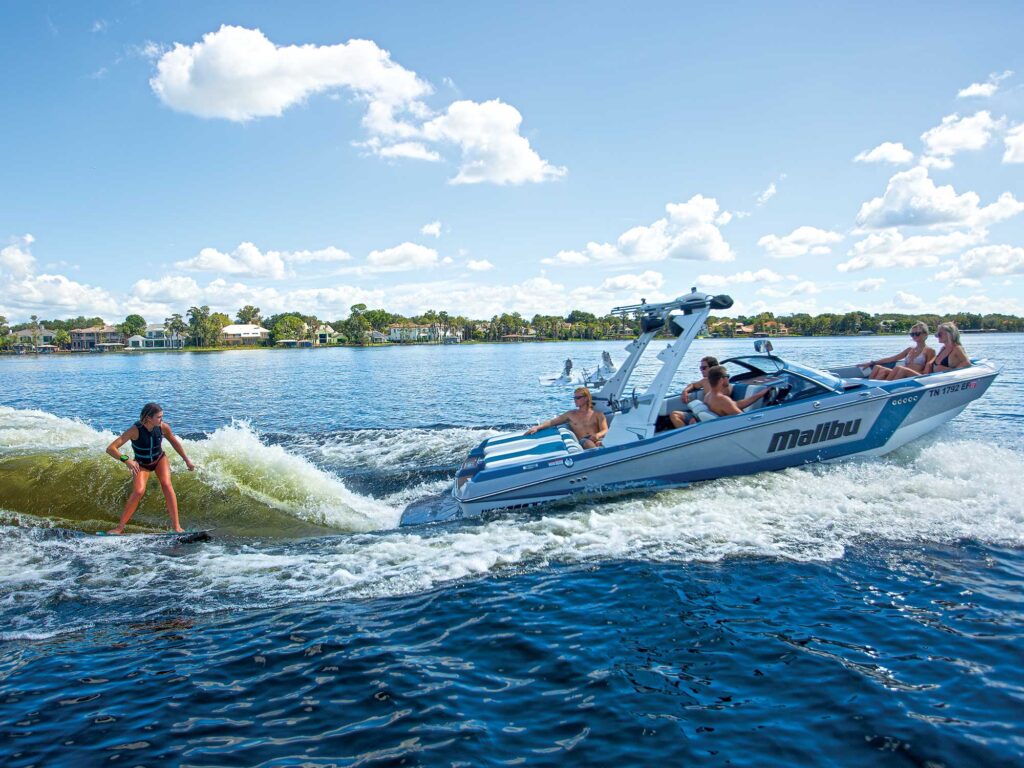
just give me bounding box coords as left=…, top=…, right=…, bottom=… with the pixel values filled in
left=155, top=456, right=184, bottom=532
left=109, top=468, right=150, bottom=534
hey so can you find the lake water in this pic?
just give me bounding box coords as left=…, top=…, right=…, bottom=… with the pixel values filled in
left=1, top=335, right=1022, bottom=765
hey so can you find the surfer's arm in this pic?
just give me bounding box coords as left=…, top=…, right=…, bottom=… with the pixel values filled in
left=107, top=428, right=141, bottom=474
left=161, top=423, right=196, bottom=471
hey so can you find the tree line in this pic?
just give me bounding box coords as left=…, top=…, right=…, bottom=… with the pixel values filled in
left=3, top=306, right=1024, bottom=350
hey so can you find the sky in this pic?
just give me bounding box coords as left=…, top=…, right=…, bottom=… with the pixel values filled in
left=1, top=1, right=1023, bottom=325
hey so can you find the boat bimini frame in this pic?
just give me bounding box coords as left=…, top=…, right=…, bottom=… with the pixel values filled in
left=594, top=288, right=733, bottom=447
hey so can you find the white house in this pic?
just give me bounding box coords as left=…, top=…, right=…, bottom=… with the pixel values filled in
left=16, top=327, right=56, bottom=347
left=220, top=323, right=271, bottom=345
left=388, top=324, right=440, bottom=343
left=127, top=324, right=187, bottom=349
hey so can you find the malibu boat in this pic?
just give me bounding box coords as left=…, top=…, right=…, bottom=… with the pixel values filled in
left=401, top=289, right=1000, bottom=525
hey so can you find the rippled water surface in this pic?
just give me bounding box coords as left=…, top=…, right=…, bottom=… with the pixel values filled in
left=1, top=336, right=1022, bottom=765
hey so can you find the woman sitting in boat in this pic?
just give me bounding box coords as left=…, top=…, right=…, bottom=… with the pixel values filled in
left=930, top=322, right=971, bottom=372
left=861, top=321, right=935, bottom=380
left=525, top=387, right=608, bottom=449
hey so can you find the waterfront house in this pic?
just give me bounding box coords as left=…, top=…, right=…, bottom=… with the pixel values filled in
left=15, top=327, right=56, bottom=348
left=220, top=323, right=271, bottom=345
left=71, top=325, right=124, bottom=351
left=388, top=324, right=440, bottom=343
left=314, top=324, right=342, bottom=345
left=369, top=330, right=388, bottom=344
left=127, top=324, right=187, bottom=350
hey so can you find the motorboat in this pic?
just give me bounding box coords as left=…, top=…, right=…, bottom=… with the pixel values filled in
left=400, top=289, right=1000, bottom=525
left=582, top=350, right=618, bottom=388
left=538, top=358, right=578, bottom=387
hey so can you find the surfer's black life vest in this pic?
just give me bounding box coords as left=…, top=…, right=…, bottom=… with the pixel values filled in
left=131, top=421, right=164, bottom=464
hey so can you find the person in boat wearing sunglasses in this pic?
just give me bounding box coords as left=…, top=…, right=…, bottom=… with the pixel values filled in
left=669, top=356, right=722, bottom=428
left=525, top=386, right=608, bottom=448
left=862, top=321, right=936, bottom=380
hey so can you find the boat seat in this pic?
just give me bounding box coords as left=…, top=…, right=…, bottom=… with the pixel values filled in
left=688, top=400, right=719, bottom=422
left=484, top=432, right=563, bottom=457
left=482, top=428, right=583, bottom=470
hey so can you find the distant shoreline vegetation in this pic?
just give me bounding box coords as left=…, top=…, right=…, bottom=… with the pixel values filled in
left=2, top=305, right=1023, bottom=353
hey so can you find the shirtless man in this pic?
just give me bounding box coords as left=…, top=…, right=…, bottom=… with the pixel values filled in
left=525, top=387, right=608, bottom=448
left=670, top=356, right=721, bottom=428
left=705, top=365, right=770, bottom=416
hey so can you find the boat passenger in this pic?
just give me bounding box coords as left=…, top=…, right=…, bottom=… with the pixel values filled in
left=930, top=322, right=971, bottom=372
left=705, top=365, right=771, bottom=417
left=525, top=386, right=608, bottom=448
left=669, top=356, right=720, bottom=428
left=104, top=402, right=195, bottom=534
left=862, top=322, right=936, bottom=380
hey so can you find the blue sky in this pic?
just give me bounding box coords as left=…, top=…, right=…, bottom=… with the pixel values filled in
left=1, top=1, right=1022, bottom=324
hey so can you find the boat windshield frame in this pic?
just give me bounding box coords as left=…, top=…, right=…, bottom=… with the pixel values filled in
left=721, top=355, right=845, bottom=393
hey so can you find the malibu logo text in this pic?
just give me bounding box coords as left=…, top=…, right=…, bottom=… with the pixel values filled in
left=767, top=418, right=862, bottom=454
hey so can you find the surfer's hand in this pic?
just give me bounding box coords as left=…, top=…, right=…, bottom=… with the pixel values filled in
left=185, top=459, right=196, bottom=471
left=126, top=460, right=140, bottom=476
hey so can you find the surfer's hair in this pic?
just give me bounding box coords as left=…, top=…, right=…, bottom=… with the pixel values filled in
left=573, top=387, right=592, bottom=408
left=140, top=402, right=163, bottom=422
left=707, top=365, right=730, bottom=388
left=938, top=321, right=960, bottom=345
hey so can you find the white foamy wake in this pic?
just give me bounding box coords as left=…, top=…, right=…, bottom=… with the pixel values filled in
left=299, top=426, right=500, bottom=471
left=188, top=421, right=400, bottom=531
left=3, top=437, right=1022, bottom=640
left=0, top=406, right=115, bottom=454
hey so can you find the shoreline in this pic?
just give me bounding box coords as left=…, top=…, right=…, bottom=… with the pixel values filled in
left=2, top=330, right=1020, bottom=357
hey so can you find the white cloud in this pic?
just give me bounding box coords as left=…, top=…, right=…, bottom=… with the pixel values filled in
left=855, top=167, right=1022, bottom=230
left=893, top=290, right=924, bottom=310
left=957, top=70, right=1013, bottom=98
left=695, top=269, right=787, bottom=288
left=757, top=280, right=819, bottom=298
left=421, top=99, right=567, bottom=185
left=934, top=244, right=1024, bottom=281
left=854, top=142, right=914, bottom=164
left=420, top=221, right=442, bottom=238
left=838, top=229, right=986, bottom=272
left=175, top=242, right=351, bottom=279
left=919, top=155, right=954, bottom=170
left=0, top=236, right=36, bottom=279
left=756, top=182, right=777, bottom=205
left=151, top=25, right=432, bottom=123
left=466, top=259, right=494, bottom=271
left=920, top=111, right=1000, bottom=163
left=150, top=26, right=564, bottom=185
left=91, top=19, right=107, bottom=33
left=365, top=242, right=439, bottom=273
left=758, top=226, right=843, bottom=258
left=1004, top=123, right=1024, bottom=163
left=599, top=271, right=664, bottom=294
left=131, top=275, right=202, bottom=303
left=0, top=237, right=119, bottom=319
left=855, top=278, right=886, bottom=292
left=545, top=195, right=736, bottom=267
left=359, top=138, right=441, bottom=162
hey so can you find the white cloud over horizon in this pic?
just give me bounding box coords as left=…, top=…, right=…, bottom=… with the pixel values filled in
left=545, top=195, right=736, bottom=266
left=149, top=25, right=565, bottom=186
left=758, top=226, right=844, bottom=258
left=957, top=70, right=1013, bottom=98
left=175, top=242, right=351, bottom=279
left=854, top=141, right=914, bottom=164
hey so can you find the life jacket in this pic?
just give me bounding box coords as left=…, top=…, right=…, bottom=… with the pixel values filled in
left=131, top=421, right=164, bottom=464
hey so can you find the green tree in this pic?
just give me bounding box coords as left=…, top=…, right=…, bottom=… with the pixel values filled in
left=165, top=313, right=187, bottom=338
left=236, top=305, right=261, bottom=325
left=187, top=305, right=215, bottom=347
left=53, top=329, right=71, bottom=349
left=120, top=314, right=147, bottom=339
left=272, top=316, right=306, bottom=342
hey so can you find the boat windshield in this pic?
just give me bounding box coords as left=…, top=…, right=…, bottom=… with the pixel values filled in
left=722, top=355, right=845, bottom=393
